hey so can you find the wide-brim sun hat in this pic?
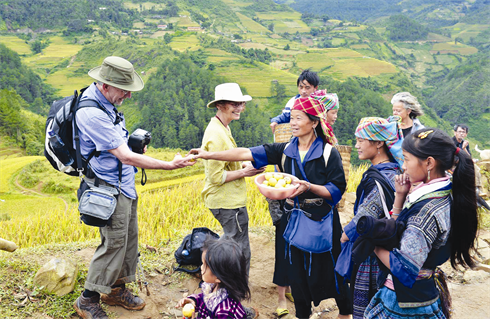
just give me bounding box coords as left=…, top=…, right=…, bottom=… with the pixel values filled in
left=207, top=83, right=252, bottom=108
left=88, top=56, right=144, bottom=92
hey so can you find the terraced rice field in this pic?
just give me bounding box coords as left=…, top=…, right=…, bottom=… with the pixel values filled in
left=169, top=34, right=202, bottom=51
left=0, top=156, right=43, bottom=193
left=23, top=36, right=82, bottom=70
left=123, top=1, right=166, bottom=11
left=0, top=35, right=31, bottom=55
left=327, top=57, right=397, bottom=79
left=431, top=42, right=478, bottom=55
left=236, top=12, right=270, bottom=33
left=446, top=23, right=490, bottom=43
left=255, top=12, right=309, bottom=33
left=215, top=61, right=298, bottom=97
left=296, top=52, right=335, bottom=71
left=44, top=61, right=90, bottom=96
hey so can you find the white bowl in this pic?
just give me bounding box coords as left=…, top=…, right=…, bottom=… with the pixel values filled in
left=254, top=172, right=300, bottom=200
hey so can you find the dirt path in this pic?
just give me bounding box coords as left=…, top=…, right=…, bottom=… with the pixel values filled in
left=69, top=230, right=490, bottom=319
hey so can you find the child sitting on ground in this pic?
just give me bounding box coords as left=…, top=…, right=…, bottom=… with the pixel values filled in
left=177, top=237, right=257, bottom=319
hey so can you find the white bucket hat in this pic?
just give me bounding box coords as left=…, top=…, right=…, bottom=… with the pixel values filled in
left=207, top=83, right=252, bottom=108
left=88, top=56, right=144, bottom=92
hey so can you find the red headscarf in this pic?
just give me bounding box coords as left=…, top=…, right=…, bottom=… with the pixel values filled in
left=292, top=97, right=337, bottom=145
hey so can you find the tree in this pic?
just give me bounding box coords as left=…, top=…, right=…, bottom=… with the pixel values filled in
left=284, top=44, right=290, bottom=50
left=30, top=40, right=43, bottom=54
left=271, top=81, right=287, bottom=99
left=268, top=23, right=274, bottom=32
left=164, top=33, right=172, bottom=44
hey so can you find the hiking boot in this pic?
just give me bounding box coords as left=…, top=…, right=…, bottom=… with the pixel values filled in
left=100, top=286, right=146, bottom=310
left=244, top=306, right=259, bottom=319
left=73, top=294, right=108, bottom=319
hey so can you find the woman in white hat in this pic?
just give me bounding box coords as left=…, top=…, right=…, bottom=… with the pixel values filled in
left=201, top=83, right=264, bottom=282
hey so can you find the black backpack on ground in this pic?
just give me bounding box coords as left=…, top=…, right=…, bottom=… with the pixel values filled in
left=44, top=87, right=113, bottom=176
left=174, top=227, right=220, bottom=273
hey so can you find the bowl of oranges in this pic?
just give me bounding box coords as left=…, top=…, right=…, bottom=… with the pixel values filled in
left=254, top=172, right=300, bottom=200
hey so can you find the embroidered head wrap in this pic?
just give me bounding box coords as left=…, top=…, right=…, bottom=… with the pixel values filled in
left=311, top=89, right=339, bottom=111
left=292, top=97, right=337, bottom=145
left=355, top=116, right=404, bottom=167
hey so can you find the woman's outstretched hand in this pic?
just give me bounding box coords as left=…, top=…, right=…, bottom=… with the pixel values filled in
left=187, top=148, right=208, bottom=160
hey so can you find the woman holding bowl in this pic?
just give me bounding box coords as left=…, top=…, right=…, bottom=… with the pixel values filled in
left=190, top=96, right=352, bottom=319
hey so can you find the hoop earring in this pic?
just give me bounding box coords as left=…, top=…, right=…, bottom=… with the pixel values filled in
left=427, top=169, right=431, bottom=182
left=378, top=148, right=380, bottom=155
left=313, top=127, right=318, bottom=137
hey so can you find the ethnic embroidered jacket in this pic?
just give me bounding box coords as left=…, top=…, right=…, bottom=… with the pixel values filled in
left=387, top=177, right=452, bottom=308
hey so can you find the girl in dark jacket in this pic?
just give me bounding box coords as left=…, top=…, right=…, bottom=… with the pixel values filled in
left=365, top=128, right=478, bottom=318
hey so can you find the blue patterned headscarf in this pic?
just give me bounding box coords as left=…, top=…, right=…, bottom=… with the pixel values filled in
left=355, top=116, right=404, bottom=167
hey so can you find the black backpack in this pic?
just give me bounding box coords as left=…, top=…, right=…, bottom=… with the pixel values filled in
left=174, top=227, right=220, bottom=273
left=44, top=87, right=112, bottom=176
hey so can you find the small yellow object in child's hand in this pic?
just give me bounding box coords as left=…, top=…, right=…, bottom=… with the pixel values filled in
left=183, top=303, right=195, bottom=317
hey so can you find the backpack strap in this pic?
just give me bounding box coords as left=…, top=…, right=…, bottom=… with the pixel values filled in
left=323, top=143, right=333, bottom=165
left=281, top=142, right=291, bottom=170
left=364, top=166, right=396, bottom=216
left=73, top=92, right=122, bottom=183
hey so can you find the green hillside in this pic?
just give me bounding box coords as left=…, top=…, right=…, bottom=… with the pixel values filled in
left=287, top=0, right=487, bottom=27
left=0, top=0, right=488, bottom=154
left=424, top=51, right=490, bottom=143
left=0, top=0, right=137, bottom=30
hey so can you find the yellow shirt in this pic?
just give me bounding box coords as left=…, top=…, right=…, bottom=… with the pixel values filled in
left=201, top=117, right=247, bottom=209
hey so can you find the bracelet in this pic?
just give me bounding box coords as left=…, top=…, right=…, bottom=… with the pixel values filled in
left=389, top=210, right=400, bottom=216
left=392, top=206, right=402, bottom=210
left=306, top=182, right=311, bottom=192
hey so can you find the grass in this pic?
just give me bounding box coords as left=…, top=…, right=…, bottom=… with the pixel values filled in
left=44, top=64, right=92, bottom=96
left=178, top=16, right=201, bottom=28
left=445, top=23, right=490, bottom=42
left=239, top=42, right=269, bottom=50
left=411, top=49, right=435, bottom=63
left=23, top=36, right=83, bottom=72
left=235, top=12, right=270, bottom=33
left=427, top=32, right=451, bottom=42
left=214, top=61, right=298, bottom=97
left=124, top=1, right=166, bottom=11
left=0, top=194, right=66, bottom=221
left=169, top=34, right=201, bottom=52
left=295, top=52, right=335, bottom=71
left=254, top=12, right=309, bottom=33
left=351, top=44, right=370, bottom=49
left=0, top=176, right=271, bottom=249
left=431, top=42, right=478, bottom=55
left=221, top=0, right=251, bottom=7
left=0, top=156, right=43, bottom=193
left=346, top=163, right=369, bottom=193
left=325, top=56, right=397, bottom=79
left=0, top=35, right=31, bottom=55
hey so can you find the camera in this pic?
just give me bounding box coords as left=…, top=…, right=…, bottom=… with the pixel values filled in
left=128, top=129, right=151, bottom=154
